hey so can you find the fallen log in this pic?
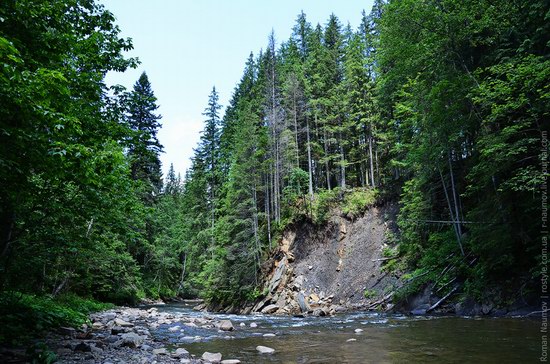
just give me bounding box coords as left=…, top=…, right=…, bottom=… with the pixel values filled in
left=426, top=286, right=459, bottom=313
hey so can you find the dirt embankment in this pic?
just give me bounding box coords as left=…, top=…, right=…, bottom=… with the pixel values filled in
left=248, top=202, right=399, bottom=316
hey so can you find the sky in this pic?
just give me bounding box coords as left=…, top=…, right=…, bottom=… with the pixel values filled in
left=101, top=0, right=375, bottom=178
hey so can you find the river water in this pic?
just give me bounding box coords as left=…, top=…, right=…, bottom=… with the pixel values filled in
left=151, top=303, right=538, bottom=363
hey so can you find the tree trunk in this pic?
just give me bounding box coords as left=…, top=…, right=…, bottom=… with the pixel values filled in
left=448, top=152, right=463, bottom=239
left=439, top=168, right=465, bottom=256
left=369, top=134, right=375, bottom=187
left=306, top=116, right=314, bottom=202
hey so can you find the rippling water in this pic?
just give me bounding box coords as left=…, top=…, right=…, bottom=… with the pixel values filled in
left=150, top=303, right=539, bottom=363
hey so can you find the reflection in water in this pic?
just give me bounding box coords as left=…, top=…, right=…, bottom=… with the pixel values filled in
left=151, top=303, right=538, bottom=363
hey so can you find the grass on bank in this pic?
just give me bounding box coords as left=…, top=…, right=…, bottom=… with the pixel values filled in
left=0, top=291, right=113, bottom=346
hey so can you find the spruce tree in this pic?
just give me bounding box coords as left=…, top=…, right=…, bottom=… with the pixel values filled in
left=127, top=71, right=164, bottom=197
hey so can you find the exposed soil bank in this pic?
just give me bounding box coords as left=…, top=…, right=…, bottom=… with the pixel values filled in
left=208, top=201, right=539, bottom=318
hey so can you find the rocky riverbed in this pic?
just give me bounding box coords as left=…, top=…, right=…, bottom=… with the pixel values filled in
left=43, top=306, right=261, bottom=363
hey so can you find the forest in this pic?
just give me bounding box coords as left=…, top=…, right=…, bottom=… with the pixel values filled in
left=0, top=0, right=548, bottom=346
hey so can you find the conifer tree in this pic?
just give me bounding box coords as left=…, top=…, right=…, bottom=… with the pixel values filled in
left=127, top=72, right=164, bottom=197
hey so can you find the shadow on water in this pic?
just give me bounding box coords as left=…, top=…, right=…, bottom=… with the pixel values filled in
left=150, top=303, right=539, bottom=363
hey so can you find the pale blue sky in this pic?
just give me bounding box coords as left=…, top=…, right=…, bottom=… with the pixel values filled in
left=101, top=1, right=374, bottom=177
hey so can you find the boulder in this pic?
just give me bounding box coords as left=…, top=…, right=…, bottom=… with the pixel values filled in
left=153, top=348, right=168, bottom=355
left=410, top=308, right=427, bottom=315
left=120, top=332, right=144, bottom=348
left=73, top=342, right=92, bottom=352
left=102, top=312, right=117, bottom=321
left=91, top=322, right=104, bottom=330
left=202, top=351, right=222, bottom=363
left=269, top=258, right=287, bottom=293
left=110, top=326, right=126, bottom=335
left=261, top=304, right=279, bottom=314
left=309, top=293, right=320, bottom=303
left=297, top=292, right=308, bottom=313
left=256, top=345, right=275, bottom=354
left=172, top=348, right=189, bottom=358
left=219, top=320, right=234, bottom=331
left=313, top=308, right=326, bottom=317
left=114, top=318, right=133, bottom=327
left=58, top=327, right=76, bottom=337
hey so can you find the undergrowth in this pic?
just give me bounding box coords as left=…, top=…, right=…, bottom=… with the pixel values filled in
left=0, top=291, right=113, bottom=346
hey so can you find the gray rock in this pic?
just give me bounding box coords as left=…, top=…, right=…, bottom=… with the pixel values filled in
left=313, top=308, right=326, bottom=317
left=256, top=345, right=275, bottom=354
left=114, top=318, right=133, bottom=327
left=73, top=342, right=92, bottom=352
left=172, top=348, right=189, bottom=358
left=202, top=351, right=222, bottom=363
left=482, top=302, right=493, bottom=315
left=269, top=258, right=287, bottom=293
left=263, top=333, right=276, bottom=337
left=221, top=360, right=241, bottom=364
left=261, top=304, right=279, bottom=314
left=58, top=327, right=76, bottom=337
left=297, top=292, right=308, bottom=313
left=103, top=312, right=117, bottom=321
left=410, top=308, right=427, bottom=315
left=111, top=326, right=126, bottom=335
left=219, top=320, right=234, bottom=331
left=249, top=322, right=258, bottom=328
left=152, top=348, right=168, bottom=355
left=354, top=328, right=363, bottom=333
left=347, top=338, right=357, bottom=342
left=90, top=345, right=103, bottom=354
left=140, top=344, right=152, bottom=351
left=120, top=332, right=144, bottom=348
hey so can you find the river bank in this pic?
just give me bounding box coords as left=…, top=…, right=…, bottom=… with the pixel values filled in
left=0, top=301, right=538, bottom=363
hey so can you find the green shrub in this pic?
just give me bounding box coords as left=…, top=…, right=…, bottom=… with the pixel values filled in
left=363, top=289, right=377, bottom=299
left=311, top=188, right=339, bottom=224
left=0, top=291, right=113, bottom=345
left=342, top=188, right=379, bottom=217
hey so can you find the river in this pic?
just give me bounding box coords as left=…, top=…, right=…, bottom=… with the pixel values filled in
left=149, top=302, right=539, bottom=363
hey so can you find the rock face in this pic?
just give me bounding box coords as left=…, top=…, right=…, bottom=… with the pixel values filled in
left=248, top=203, right=399, bottom=316
left=256, top=346, right=275, bottom=354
